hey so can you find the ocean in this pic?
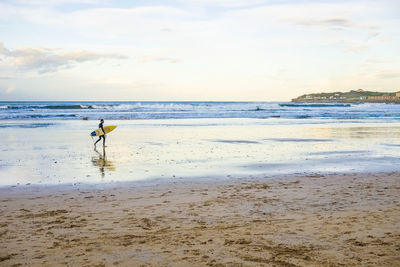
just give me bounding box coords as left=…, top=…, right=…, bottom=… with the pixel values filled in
left=2, top=101, right=400, bottom=122
left=1, top=101, right=400, bottom=186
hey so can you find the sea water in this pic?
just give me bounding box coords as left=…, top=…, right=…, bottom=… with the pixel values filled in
left=1, top=101, right=400, bottom=186
left=2, top=101, right=400, bottom=121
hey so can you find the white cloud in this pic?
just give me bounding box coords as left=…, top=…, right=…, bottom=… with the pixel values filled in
left=365, top=58, right=393, bottom=64
left=3, top=85, right=15, bottom=94
left=0, top=42, right=126, bottom=73
left=289, top=17, right=378, bottom=31
left=137, top=55, right=180, bottom=63
left=378, top=70, right=400, bottom=79
left=6, top=85, right=15, bottom=93
left=176, top=0, right=270, bottom=8
left=293, top=17, right=355, bottom=27
left=9, top=0, right=102, bottom=6
left=345, top=45, right=369, bottom=52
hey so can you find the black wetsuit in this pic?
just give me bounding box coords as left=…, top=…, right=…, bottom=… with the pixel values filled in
left=95, top=122, right=106, bottom=146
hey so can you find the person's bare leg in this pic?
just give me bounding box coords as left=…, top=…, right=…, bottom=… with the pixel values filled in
left=94, top=136, right=101, bottom=147
left=103, top=135, right=107, bottom=147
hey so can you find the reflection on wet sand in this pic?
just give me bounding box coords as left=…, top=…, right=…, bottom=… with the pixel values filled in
left=92, top=147, right=115, bottom=178
left=317, top=126, right=400, bottom=139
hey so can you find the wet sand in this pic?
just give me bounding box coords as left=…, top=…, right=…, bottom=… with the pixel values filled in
left=0, top=172, right=399, bottom=266
left=3, top=120, right=400, bottom=186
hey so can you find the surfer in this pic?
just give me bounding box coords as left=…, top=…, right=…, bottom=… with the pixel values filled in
left=94, top=119, right=106, bottom=148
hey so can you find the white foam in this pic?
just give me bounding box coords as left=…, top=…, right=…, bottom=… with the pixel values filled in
left=91, top=104, right=140, bottom=110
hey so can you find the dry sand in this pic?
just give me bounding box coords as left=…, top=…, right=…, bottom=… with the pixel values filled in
left=0, top=173, right=399, bottom=266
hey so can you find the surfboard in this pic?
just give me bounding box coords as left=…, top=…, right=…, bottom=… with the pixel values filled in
left=90, top=125, right=117, bottom=137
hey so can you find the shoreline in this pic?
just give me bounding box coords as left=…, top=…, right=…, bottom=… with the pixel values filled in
left=1, top=172, right=399, bottom=266
left=0, top=169, right=395, bottom=192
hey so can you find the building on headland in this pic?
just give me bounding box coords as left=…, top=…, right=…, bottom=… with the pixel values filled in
left=292, top=90, right=400, bottom=103
left=368, top=94, right=399, bottom=101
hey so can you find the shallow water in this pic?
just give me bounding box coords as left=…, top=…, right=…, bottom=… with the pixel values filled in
left=1, top=118, right=399, bottom=186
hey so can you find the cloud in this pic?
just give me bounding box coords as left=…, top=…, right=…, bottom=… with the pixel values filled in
left=365, top=58, right=393, bottom=64
left=345, top=45, right=369, bottom=52
left=176, top=0, right=270, bottom=8
left=0, top=42, right=126, bottom=73
left=288, top=16, right=379, bottom=32
left=6, top=85, right=15, bottom=93
left=378, top=70, right=400, bottom=79
left=160, top=28, right=174, bottom=32
left=0, top=84, right=16, bottom=94
left=367, top=31, right=380, bottom=39
left=9, top=0, right=101, bottom=6
left=137, top=55, right=180, bottom=63
left=293, top=17, right=357, bottom=28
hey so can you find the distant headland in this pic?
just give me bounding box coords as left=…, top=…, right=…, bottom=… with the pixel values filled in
left=292, top=89, right=400, bottom=103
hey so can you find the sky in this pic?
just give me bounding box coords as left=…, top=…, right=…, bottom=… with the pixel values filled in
left=0, top=0, right=399, bottom=101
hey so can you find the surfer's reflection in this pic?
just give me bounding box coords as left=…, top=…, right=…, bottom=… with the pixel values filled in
left=92, top=147, right=115, bottom=178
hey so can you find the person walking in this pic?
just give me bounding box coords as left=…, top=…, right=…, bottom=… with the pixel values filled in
left=94, top=119, right=106, bottom=148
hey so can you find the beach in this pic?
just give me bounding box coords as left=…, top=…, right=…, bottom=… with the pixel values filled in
left=1, top=172, right=399, bottom=266
left=1, top=103, right=400, bottom=266
left=3, top=0, right=400, bottom=264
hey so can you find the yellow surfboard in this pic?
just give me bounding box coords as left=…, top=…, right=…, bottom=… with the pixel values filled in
left=90, top=125, right=117, bottom=136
